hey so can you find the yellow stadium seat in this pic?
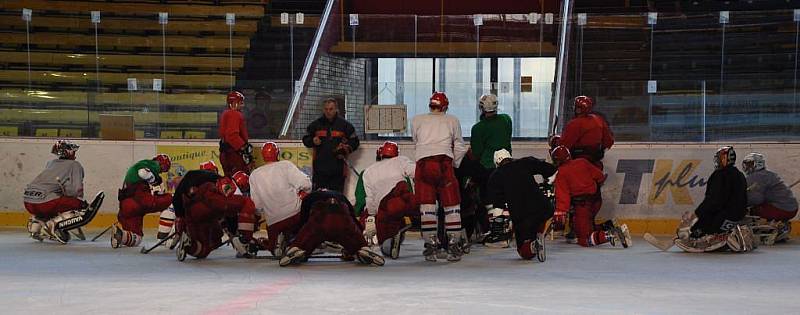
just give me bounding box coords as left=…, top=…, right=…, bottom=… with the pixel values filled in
left=35, top=129, right=59, bottom=137
left=0, top=33, right=251, bottom=53
left=183, top=131, right=206, bottom=139
left=0, top=16, right=259, bottom=35
left=0, top=126, right=19, bottom=136
left=160, top=131, right=183, bottom=139
left=59, top=129, right=83, bottom=137
left=0, top=52, right=244, bottom=71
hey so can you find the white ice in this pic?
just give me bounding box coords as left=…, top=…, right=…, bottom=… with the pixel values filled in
left=0, top=227, right=797, bottom=315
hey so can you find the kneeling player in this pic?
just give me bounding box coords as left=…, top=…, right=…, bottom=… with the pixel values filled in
left=487, top=149, right=556, bottom=259
left=280, top=190, right=384, bottom=267
left=742, top=152, right=797, bottom=243
left=671, top=147, right=756, bottom=252
left=362, top=141, right=418, bottom=259
left=551, top=146, right=630, bottom=248
left=23, top=140, right=104, bottom=243
left=249, top=142, right=312, bottom=257
left=112, top=154, right=173, bottom=248
left=173, top=170, right=258, bottom=259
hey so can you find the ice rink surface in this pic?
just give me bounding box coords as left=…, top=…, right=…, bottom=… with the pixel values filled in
left=1, top=227, right=798, bottom=315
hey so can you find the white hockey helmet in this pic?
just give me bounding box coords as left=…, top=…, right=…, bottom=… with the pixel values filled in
left=493, top=149, right=512, bottom=167
left=479, top=94, right=498, bottom=113
left=741, top=152, right=765, bottom=175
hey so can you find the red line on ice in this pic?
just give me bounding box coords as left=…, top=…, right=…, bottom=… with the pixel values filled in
left=202, top=277, right=297, bottom=315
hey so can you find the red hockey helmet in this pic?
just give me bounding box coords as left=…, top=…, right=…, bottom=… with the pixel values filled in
left=227, top=90, right=245, bottom=110
left=573, top=95, right=594, bottom=117
left=548, top=134, right=561, bottom=150
left=51, top=140, right=79, bottom=160
left=429, top=91, right=449, bottom=112
left=153, top=154, right=171, bottom=172
left=378, top=141, right=399, bottom=159
left=232, top=171, right=250, bottom=193
left=216, top=177, right=236, bottom=197
left=550, top=145, right=571, bottom=165
left=261, top=142, right=280, bottom=162
left=199, top=160, right=219, bottom=174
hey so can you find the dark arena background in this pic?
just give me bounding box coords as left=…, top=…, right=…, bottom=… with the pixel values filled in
left=1, top=0, right=799, bottom=314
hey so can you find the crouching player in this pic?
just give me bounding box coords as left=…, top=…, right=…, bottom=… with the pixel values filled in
left=486, top=149, right=556, bottom=259
left=551, top=146, right=631, bottom=248
left=279, top=190, right=384, bottom=267
left=23, top=140, right=104, bottom=243
left=742, top=152, right=797, bottom=244
left=112, top=154, right=173, bottom=248
left=172, top=169, right=258, bottom=260
left=249, top=142, right=312, bottom=257
left=362, top=141, right=418, bottom=259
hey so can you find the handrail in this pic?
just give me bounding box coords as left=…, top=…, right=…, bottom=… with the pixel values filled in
left=279, top=0, right=336, bottom=137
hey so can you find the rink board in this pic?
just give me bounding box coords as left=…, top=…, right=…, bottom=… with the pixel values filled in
left=1, top=138, right=798, bottom=234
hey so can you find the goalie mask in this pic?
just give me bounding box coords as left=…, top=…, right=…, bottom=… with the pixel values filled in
left=52, top=140, right=80, bottom=160
left=713, top=146, right=736, bottom=170
left=741, top=152, right=765, bottom=175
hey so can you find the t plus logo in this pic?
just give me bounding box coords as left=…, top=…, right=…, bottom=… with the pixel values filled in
left=616, top=159, right=707, bottom=205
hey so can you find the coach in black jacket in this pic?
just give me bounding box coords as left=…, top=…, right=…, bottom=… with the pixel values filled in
left=691, top=146, right=748, bottom=236
left=302, top=98, right=360, bottom=192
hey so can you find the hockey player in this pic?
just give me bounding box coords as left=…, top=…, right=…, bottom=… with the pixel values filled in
left=249, top=142, right=312, bottom=257
left=23, top=140, right=103, bottom=243
left=464, top=94, right=513, bottom=240
left=662, top=146, right=755, bottom=253
left=742, top=152, right=797, bottom=243
left=219, top=90, right=254, bottom=176
left=486, top=149, right=557, bottom=259
left=551, top=146, right=630, bottom=248
left=302, top=98, right=360, bottom=192
left=558, top=96, right=614, bottom=170
left=412, top=91, right=469, bottom=262
left=112, top=154, right=173, bottom=248
left=279, top=189, right=384, bottom=267
left=173, top=172, right=258, bottom=260
left=361, top=141, right=418, bottom=259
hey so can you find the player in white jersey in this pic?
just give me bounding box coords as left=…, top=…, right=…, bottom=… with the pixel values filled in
left=411, top=91, right=469, bottom=262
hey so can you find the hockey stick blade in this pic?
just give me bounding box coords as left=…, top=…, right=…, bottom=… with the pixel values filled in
left=90, top=223, right=115, bottom=242
left=643, top=233, right=676, bottom=251
left=141, top=231, right=177, bottom=254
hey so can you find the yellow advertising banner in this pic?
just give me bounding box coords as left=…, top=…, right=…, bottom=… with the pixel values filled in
left=155, top=144, right=313, bottom=193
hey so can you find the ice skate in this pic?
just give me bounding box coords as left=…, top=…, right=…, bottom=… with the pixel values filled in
left=356, top=247, right=385, bottom=266
left=110, top=224, right=123, bottom=248
left=279, top=247, right=306, bottom=267
left=176, top=231, right=189, bottom=262
left=446, top=232, right=464, bottom=262
left=27, top=217, right=44, bottom=242
left=381, top=224, right=410, bottom=259
left=423, top=235, right=440, bottom=262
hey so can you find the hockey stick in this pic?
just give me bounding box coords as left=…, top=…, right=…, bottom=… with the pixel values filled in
left=91, top=223, right=116, bottom=241
left=643, top=233, right=676, bottom=251
left=250, top=254, right=343, bottom=260
left=788, top=178, right=800, bottom=189
left=140, top=230, right=177, bottom=254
